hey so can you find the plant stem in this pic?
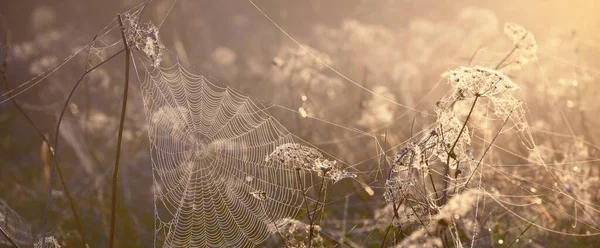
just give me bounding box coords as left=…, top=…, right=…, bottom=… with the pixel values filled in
left=260, top=202, right=288, bottom=248
left=506, top=212, right=542, bottom=248
left=109, top=14, right=131, bottom=248
left=294, top=169, right=315, bottom=247
left=442, top=95, right=479, bottom=206
left=312, top=174, right=327, bottom=223
left=495, top=33, right=527, bottom=70
left=379, top=219, right=394, bottom=248
left=0, top=226, right=20, bottom=248
left=1, top=32, right=89, bottom=247
left=295, top=169, right=312, bottom=221
left=40, top=47, right=124, bottom=248
left=462, top=110, right=513, bottom=192
left=423, top=152, right=439, bottom=203
left=308, top=173, right=328, bottom=248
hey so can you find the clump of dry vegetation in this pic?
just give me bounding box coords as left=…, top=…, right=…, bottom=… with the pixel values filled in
left=1, top=1, right=599, bottom=247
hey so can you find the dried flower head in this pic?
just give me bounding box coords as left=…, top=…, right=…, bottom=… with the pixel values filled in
left=441, top=66, right=527, bottom=131
left=270, top=218, right=323, bottom=248
left=504, top=22, right=537, bottom=66
left=34, top=236, right=61, bottom=248
left=444, top=66, right=519, bottom=98
left=265, top=143, right=323, bottom=170
left=266, top=143, right=356, bottom=183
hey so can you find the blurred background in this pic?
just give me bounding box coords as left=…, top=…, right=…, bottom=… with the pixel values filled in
left=1, top=0, right=599, bottom=247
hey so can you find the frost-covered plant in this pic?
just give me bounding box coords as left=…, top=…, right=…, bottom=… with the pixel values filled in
left=394, top=190, right=481, bottom=248
left=395, top=228, right=443, bottom=248
left=383, top=23, right=536, bottom=247
left=266, top=143, right=356, bottom=183
left=34, top=236, right=62, bottom=248
left=441, top=65, right=526, bottom=131
left=266, top=143, right=355, bottom=247
left=270, top=218, right=324, bottom=248
left=503, top=22, right=538, bottom=69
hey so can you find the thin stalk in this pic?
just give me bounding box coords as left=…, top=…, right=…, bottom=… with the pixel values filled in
left=468, top=45, right=483, bottom=66
left=495, top=34, right=527, bottom=70
left=1, top=34, right=89, bottom=247
left=311, top=174, right=327, bottom=222
left=339, top=195, right=349, bottom=244
left=294, top=168, right=314, bottom=247
left=108, top=14, right=131, bottom=248
left=441, top=95, right=479, bottom=206
left=295, top=169, right=312, bottom=221
left=41, top=48, right=124, bottom=248
left=402, top=196, right=431, bottom=237
left=42, top=49, right=125, bottom=238
left=440, top=229, right=450, bottom=248
left=506, top=212, right=542, bottom=248
left=381, top=130, right=403, bottom=248
left=380, top=190, right=407, bottom=248
left=462, top=110, right=513, bottom=192
left=439, top=95, right=479, bottom=248
left=422, top=152, right=439, bottom=202
left=260, top=202, right=288, bottom=248
left=0, top=226, right=20, bottom=248
left=308, top=173, right=328, bottom=248
left=379, top=218, right=394, bottom=248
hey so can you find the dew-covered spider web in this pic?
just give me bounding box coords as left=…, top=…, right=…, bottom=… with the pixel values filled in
left=140, top=62, right=311, bottom=247
left=0, top=199, right=33, bottom=246
left=3, top=1, right=600, bottom=247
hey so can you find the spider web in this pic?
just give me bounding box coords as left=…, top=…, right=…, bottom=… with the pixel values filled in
left=0, top=199, right=33, bottom=246
left=139, top=62, right=308, bottom=247
left=2, top=1, right=600, bottom=246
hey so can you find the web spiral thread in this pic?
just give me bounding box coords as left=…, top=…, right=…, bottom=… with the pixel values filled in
left=140, top=63, right=307, bottom=247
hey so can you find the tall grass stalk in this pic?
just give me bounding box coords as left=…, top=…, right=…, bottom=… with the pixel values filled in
left=441, top=95, right=479, bottom=206
left=0, top=226, right=20, bottom=248
left=108, top=14, right=132, bottom=248
left=1, top=30, right=88, bottom=247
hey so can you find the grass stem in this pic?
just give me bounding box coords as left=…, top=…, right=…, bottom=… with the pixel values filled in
left=0, top=226, right=20, bottom=248
left=108, top=14, right=131, bottom=248
left=1, top=31, right=88, bottom=248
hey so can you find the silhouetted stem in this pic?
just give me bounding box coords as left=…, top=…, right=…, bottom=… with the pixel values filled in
left=108, top=14, right=131, bottom=248
left=308, top=173, right=328, bottom=248
left=442, top=95, right=479, bottom=206
left=379, top=219, right=394, bottom=248
left=495, top=33, right=527, bottom=70
left=0, top=226, right=20, bottom=248
left=260, top=202, right=288, bottom=248
left=2, top=33, right=89, bottom=248
left=462, top=110, right=513, bottom=192
left=506, top=212, right=542, bottom=248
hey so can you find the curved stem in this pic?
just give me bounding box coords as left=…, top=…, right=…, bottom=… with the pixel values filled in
left=1, top=35, right=88, bottom=247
